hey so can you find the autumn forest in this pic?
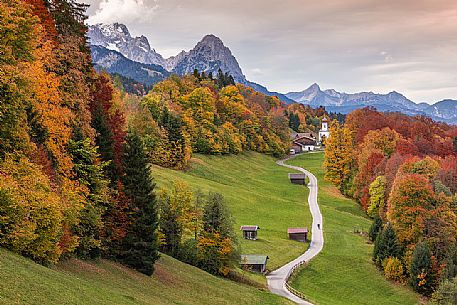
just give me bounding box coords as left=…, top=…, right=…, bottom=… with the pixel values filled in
left=2, top=0, right=457, bottom=304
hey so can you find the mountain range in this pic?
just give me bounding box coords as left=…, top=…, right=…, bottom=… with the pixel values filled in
left=87, top=23, right=456, bottom=124
left=285, top=83, right=457, bottom=124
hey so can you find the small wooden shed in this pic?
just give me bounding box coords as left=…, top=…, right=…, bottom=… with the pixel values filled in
left=288, top=228, right=308, bottom=242
left=240, top=255, right=269, bottom=273
left=289, top=173, right=306, bottom=185
left=240, top=226, right=259, bottom=240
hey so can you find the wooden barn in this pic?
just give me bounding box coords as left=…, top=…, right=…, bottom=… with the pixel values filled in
left=288, top=228, right=308, bottom=242
left=289, top=173, right=306, bottom=185
left=240, top=255, right=269, bottom=273
left=240, top=225, right=259, bottom=240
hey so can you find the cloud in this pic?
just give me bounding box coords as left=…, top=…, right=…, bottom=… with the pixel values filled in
left=88, top=0, right=159, bottom=24
left=81, top=0, right=457, bottom=102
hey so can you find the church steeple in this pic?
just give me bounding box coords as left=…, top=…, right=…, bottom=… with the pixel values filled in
left=318, top=117, right=330, bottom=143
left=321, top=117, right=328, bottom=131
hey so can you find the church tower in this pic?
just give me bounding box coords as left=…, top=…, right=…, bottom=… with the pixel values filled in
left=318, top=117, right=330, bottom=143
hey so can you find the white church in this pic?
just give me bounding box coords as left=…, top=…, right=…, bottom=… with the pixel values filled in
left=318, top=117, right=330, bottom=143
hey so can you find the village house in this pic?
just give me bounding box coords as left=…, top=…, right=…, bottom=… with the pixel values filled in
left=240, top=255, right=269, bottom=273
left=290, top=132, right=317, bottom=154
left=240, top=225, right=259, bottom=240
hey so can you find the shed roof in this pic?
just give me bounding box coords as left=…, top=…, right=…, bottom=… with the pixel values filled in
left=240, top=226, right=259, bottom=231
left=240, top=255, right=269, bottom=265
left=287, top=228, right=308, bottom=234
left=288, top=173, right=306, bottom=179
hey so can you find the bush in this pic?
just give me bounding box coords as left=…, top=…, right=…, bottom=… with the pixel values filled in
left=383, top=257, right=405, bottom=283
left=429, top=277, right=457, bottom=305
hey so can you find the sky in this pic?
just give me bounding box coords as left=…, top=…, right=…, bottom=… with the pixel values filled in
left=81, top=0, right=457, bottom=103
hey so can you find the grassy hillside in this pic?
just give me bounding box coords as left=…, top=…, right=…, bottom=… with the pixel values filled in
left=152, top=152, right=312, bottom=271
left=0, top=248, right=291, bottom=305
left=288, top=153, right=419, bottom=305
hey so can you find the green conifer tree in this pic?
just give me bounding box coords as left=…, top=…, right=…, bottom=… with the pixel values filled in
left=119, top=132, right=159, bottom=275
left=369, top=215, right=383, bottom=242
left=373, top=224, right=401, bottom=267
left=410, top=242, right=434, bottom=295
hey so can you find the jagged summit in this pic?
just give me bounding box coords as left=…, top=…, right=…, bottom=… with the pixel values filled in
left=88, top=24, right=246, bottom=82
left=167, top=34, right=246, bottom=82
left=88, top=23, right=166, bottom=67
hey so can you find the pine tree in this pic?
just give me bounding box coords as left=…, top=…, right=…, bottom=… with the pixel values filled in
left=442, top=245, right=457, bottom=281
left=68, top=138, right=110, bottom=258
left=203, top=192, right=234, bottom=238
left=119, top=132, right=159, bottom=275
left=217, top=69, right=225, bottom=88
left=193, top=68, right=200, bottom=79
left=369, top=215, right=383, bottom=242
left=410, top=242, right=434, bottom=295
left=373, top=224, right=401, bottom=267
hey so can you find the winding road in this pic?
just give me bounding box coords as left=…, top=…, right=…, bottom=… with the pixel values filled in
left=266, top=154, right=324, bottom=305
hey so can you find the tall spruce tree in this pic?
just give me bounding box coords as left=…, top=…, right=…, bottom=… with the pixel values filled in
left=119, top=132, right=159, bottom=275
left=373, top=224, right=401, bottom=267
left=203, top=192, right=234, bottom=238
left=369, top=215, right=383, bottom=242
left=410, top=242, right=434, bottom=295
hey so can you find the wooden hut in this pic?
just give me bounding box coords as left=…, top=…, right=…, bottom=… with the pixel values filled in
left=289, top=173, right=306, bottom=185
left=240, top=255, right=269, bottom=273
left=240, top=226, right=259, bottom=240
left=288, top=228, right=308, bottom=242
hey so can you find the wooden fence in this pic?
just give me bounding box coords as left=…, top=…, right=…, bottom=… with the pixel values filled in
left=284, top=260, right=312, bottom=302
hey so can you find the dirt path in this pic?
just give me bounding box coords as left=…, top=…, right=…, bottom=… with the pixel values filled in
left=266, top=154, right=324, bottom=305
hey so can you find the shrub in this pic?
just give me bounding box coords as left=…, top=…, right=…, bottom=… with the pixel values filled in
left=429, top=277, right=457, bottom=305
left=383, top=257, right=405, bottom=283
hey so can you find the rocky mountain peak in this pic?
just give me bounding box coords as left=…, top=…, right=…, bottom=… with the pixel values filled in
left=306, top=83, right=321, bottom=92
left=165, top=33, right=246, bottom=82
left=88, top=23, right=165, bottom=67
left=198, top=34, right=225, bottom=47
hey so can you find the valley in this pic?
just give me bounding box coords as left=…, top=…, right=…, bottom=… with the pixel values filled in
left=287, top=153, right=419, bottom=305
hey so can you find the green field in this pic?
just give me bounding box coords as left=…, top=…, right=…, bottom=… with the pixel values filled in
left=288, top=153, right=419, bottom=305
left=0, top=248, right=291, bottom=305
left=152, top=152, right=312, bottom=271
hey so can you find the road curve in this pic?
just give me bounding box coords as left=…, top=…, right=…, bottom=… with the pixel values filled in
left=266, top=154, right=324, bottom=305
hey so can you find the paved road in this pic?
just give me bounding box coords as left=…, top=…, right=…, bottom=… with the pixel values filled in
left=266, top=154, right=324, bottom=305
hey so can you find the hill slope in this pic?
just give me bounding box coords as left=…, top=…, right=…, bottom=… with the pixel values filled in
left=152, top=152, right=312, bottom=271
left=0, top=248, right=289, bottom=305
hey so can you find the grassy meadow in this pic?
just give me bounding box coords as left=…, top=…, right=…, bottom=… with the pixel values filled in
left=152, top=152, right=312, bottom=271
left=287, top=152, right=419, bottom=305
left=0, top=247, right=291, bottom=305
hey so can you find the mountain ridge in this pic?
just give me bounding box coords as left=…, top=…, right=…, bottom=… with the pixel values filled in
left=286, top=84, right=456, bottom=124
left=87, top=23, right=456, bottom=123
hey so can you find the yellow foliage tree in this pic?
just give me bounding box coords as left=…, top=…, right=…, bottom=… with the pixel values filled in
left=0, top=156, right=64, bottom=264
left=323, top=121, right=355, bottom=190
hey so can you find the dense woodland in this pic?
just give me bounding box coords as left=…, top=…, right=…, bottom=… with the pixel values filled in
left=324, top=108, right=457, bottom=301
left=0, top=0, right=331, bottom=280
